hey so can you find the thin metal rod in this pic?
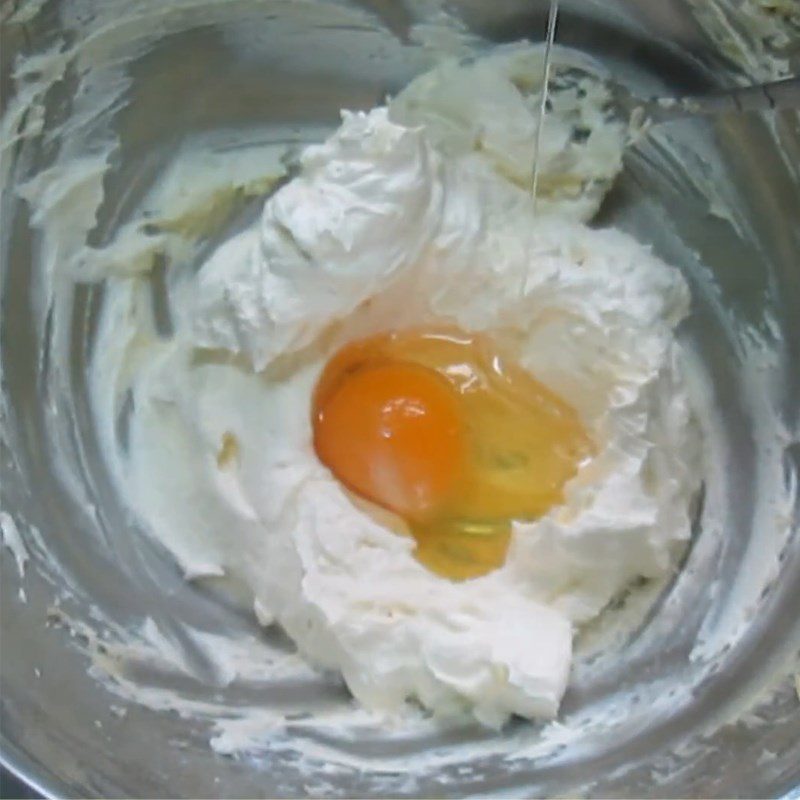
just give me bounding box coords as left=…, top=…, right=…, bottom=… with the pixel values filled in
left=531, top=0, right=559, bottom=208
left=651, top=76, right=800, bottom=124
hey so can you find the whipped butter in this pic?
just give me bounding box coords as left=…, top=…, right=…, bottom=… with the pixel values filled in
left=105, top=45, right=701, bottom=725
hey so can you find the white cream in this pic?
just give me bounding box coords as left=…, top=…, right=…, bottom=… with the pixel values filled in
left=110, top=46, right=700, bottom=727
left=192, top=110, right=445, bottom=371
left=390, top=43, right=626, bottom=220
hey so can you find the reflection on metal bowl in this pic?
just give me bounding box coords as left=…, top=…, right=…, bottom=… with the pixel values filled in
left=1, top=0, right=799, bottom=796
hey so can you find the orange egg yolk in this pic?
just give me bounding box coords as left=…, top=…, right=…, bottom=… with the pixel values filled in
left=312, top=327, right=593, bottom=581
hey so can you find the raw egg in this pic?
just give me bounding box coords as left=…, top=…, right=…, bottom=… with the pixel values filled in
left=312, top=327, right=593, bottom=580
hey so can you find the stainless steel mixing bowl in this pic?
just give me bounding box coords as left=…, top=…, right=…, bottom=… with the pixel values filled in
left=2, top=0, right=799, bottom=796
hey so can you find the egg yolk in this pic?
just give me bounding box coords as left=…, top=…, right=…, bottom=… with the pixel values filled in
left=314, top=362, right=464, bottom=520
left=312, top=327, right=593, bottom=581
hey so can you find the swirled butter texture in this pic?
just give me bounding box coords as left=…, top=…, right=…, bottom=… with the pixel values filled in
left=107, top=44, right=699, bottom=726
